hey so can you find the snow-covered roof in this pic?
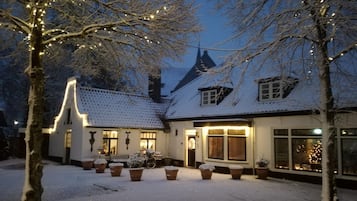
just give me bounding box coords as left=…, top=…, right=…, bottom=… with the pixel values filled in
left=166, top=64, right=357, bottom=120
left=76, top=85, right=167, bottom=129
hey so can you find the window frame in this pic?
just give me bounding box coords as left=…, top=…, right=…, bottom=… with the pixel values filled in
left=259, top=80, right=283, bottom=101
left=207, top=128, right=247, bottom=161
left=140, top=132, right=157, bottom=151
left=102, top=130, right=119, bottom=156
left=201, top=89, right=217, bottom=105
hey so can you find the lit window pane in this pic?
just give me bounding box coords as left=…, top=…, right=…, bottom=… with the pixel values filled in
left=208, top=136, right=224, bottom=159
left=228, top=137, right=246, bottom=160
left=292, top=138, right=322, bottom=172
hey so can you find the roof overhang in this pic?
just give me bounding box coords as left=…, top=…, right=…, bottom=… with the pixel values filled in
left=193, top=118, right=252, bottom=127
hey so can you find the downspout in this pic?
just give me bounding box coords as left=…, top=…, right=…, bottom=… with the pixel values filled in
left=252, top=121, right=256, bottom=175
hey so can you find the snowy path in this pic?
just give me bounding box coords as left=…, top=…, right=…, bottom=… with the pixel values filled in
left=0, top=159, right=356, bottom=201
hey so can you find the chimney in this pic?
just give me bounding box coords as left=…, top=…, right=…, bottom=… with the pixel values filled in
left=148, top=71, right=162, bottom=103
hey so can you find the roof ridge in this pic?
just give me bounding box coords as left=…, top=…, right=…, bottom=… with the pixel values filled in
left=79, top=86, right=150, bottom=99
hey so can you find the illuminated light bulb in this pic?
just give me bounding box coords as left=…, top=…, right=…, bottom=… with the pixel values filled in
left=328, top=57, right=333, bottom=61
left=150, top=14, right=155, bottom=19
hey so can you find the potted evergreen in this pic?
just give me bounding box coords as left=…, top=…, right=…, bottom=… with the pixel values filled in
left=127, top=153, right=145, bottom=181
left=255, top=158, right=269, bottom=179
left=199, top=164, right=215, bottom=180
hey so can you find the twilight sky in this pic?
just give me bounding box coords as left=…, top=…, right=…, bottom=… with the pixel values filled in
left=167, top=0, right=237, bottom=69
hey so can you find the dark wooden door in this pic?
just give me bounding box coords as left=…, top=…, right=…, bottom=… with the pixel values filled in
left=187, top=136, right=196, bottom=167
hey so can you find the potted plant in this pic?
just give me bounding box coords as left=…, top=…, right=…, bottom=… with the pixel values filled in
left=199, top=164, right=215, bottom=180
left=81, top=158, right=94, bottom=170
left=109, top=162, right=124, bottom=177
left=255, top=158, right=269, bottom=179
left=94, top=158, right=107, bottom=173
left=228, top=165, right=244, bottom=180
left=127, top=153, right=145, bottom=181
left=164, top=166, right=179, bottom=180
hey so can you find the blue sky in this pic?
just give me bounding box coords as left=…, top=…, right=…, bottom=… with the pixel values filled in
left=167, top=0, right=237, bottom=69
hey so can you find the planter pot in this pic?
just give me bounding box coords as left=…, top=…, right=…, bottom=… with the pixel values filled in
left=81, top=159, right=94, bottom=170
left=164, top=166, right=179, bottom=180
left=94, top=158, right=107, bottom=173
left=109, top=163, right=124, bottom=177
left=94, top=163, right=106, bottom=173
left=256, top=167, right=269, bottom=180
left=129, top=168, right=144, bottom=181
left=229, top=165, right=244, bottom=180
left=200, top=169, right=213, bottom=180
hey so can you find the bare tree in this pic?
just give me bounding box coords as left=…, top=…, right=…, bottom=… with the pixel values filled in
left=215, top=1, right=357, bottom=201
left=0, top=0, right=199, bottom=200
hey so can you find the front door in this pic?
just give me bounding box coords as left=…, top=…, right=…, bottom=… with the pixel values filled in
left=64, top=130, right=71, bottom=164
left=187, top=136, right=196, bottom=167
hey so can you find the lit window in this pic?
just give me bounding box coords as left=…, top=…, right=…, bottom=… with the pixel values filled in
left=207, top=129, right=246, bottom=161
left=140, top=132, right=156, bottom=151
left=102, top=130, right=118, bottom=156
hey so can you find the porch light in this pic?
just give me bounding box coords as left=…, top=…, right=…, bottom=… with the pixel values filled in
left=313, top=128, right=322, bottom=135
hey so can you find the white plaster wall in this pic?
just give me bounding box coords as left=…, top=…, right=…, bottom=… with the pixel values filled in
left=48, top=84, right=75, bottom=160
left=168, top=121, right=194, bottom=162
left=254, top=115, right=330, bottom=169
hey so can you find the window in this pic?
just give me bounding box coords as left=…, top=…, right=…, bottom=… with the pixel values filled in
left=274, top=129, right=289, bottom=169
left=274, top=128, right=328, bottom=172
left=258, top=77, right=298, bottom=101
left=201, top=90, right=217, bottom=105
left=140, top=132, right=156, bottom=151
left=208, top=136, right=224, bottom=159
left=341, top=128, right=357, bottom=176
left=259, top=80, right=282, bottom=101
left=65, top=108, right=71, bottom=124
left=207, top=128, right=246, bottom=161
left=102, top=130, right=118, bottom=156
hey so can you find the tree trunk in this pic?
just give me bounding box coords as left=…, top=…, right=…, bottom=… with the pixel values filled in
left=316, top=24, right=338, bottom=201
left=21, top=2, right=45, bottom=201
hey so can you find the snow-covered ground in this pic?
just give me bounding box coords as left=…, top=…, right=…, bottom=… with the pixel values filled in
left=0, top=159, right=356, bottom=201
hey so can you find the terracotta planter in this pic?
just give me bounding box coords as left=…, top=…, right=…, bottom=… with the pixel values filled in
left=229, top=165, right=244, bottom=180
left=199, top=164, right=215, bottom=180
left=109, top=163, right=124, bottom=177
left=256, top=167, right=269, bottom=179
left=129, top=168, right=144, bottom=181
left=200, top=169, right=213, bottom=180
left=81, top=159, right=94, bottom=170
left=94, top=158, right=107, bottom=173
left=165, top=166, right=179, bottom=180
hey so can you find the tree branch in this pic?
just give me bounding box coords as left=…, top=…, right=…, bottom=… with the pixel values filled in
left=0, top=9, right=31, bottom=34
left=328, top=42, right=357, bottom=63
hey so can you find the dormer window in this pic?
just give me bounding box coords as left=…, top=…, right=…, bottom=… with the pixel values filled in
left=259, top=80, right=283, bottom=100
left=258, top=77, right=298, bottom=101
left=199, top=86, right=233, bottom=106
left=202, top=89, right=217, bottom=105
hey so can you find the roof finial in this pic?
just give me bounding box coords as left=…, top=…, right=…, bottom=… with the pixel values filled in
left=196, top=41, right=201, bottom=65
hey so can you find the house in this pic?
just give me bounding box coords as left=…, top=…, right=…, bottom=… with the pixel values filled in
left=48, top=49, right=357, bottom=187
left=48, top=77, right=169, bottom=165
left=166, top=62, right=357, bottom=186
